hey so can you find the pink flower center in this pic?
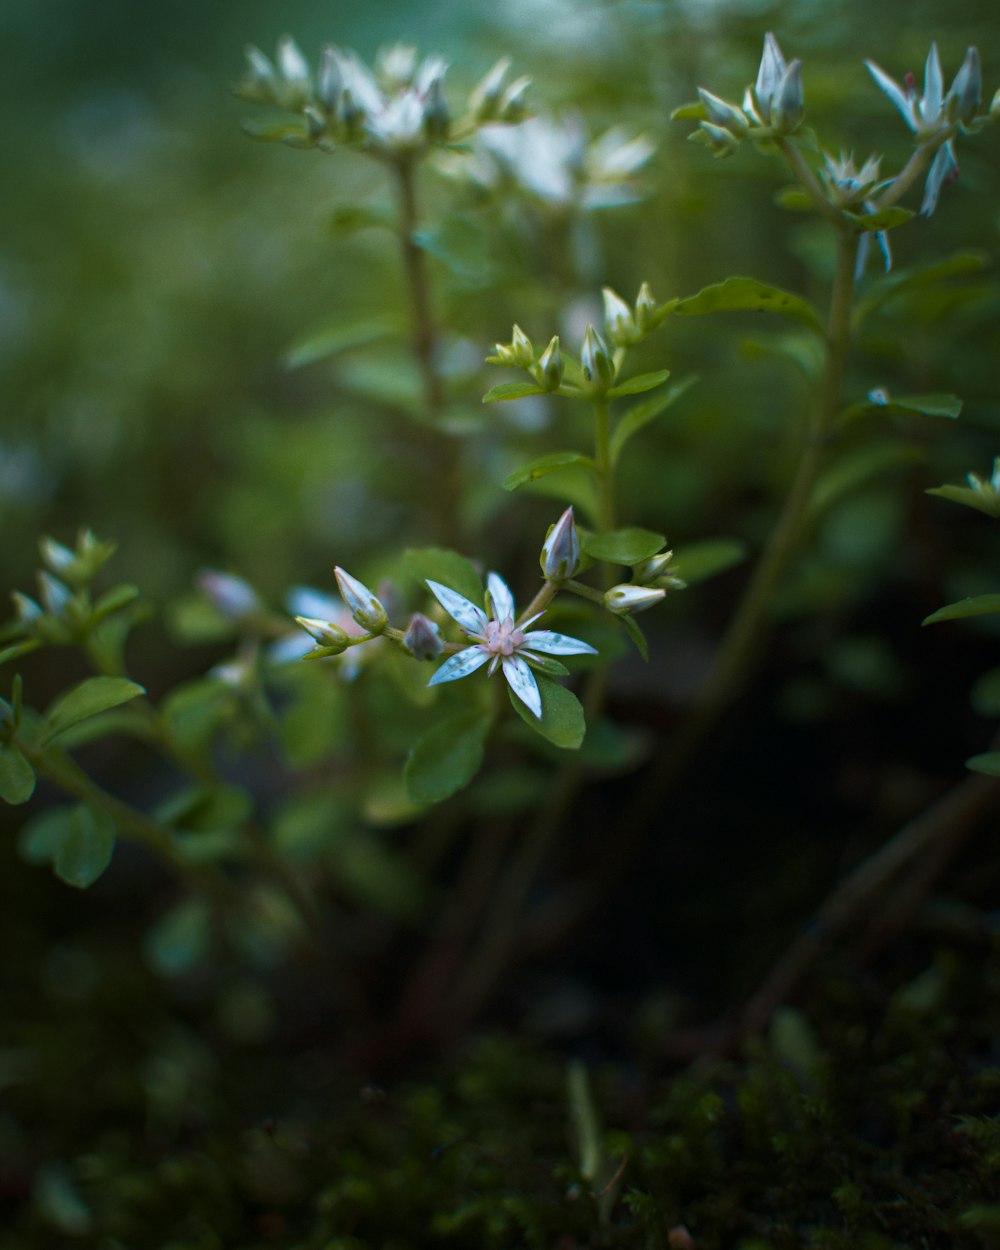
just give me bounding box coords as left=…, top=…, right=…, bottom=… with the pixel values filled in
left=482, top=616, right=525, bottom=657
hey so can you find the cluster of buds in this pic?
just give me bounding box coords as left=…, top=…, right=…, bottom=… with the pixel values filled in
left=488, top=283, right=665, bottom=398
left=604, top=547, right=685, bottom=617
left=7, top=531, right=125, bottom=647
left=865, top=43, right=996, bottom=215
left=679, top=33, right=804, bottom=157
left=820, top=151, right=894, bottom=270
left=295, top=567, right=389, bottom=657
left=237, top=38, right=528, bottom=158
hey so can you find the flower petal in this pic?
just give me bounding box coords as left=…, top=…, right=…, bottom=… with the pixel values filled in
left=522, top=629, right=598, bottom=656
left=426, top=580, right=488, bottom=634
left=921, top=139, right=957, bottom=215
left=502, top=654, right=542, bottom=717
left=486, top=572, right=516, bottom=623
left=427, top=646, right=490, bottom=686
left=865, top=60, right=916, bottom=130
left=923, top=42, right=943, bottom=123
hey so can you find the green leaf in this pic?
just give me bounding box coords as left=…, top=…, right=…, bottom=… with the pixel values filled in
left=0, top=742, right=34, bottom=804
left=671, top=538, right=748, bottom=586
left=923, top=595, right=1000, bottom=626
left=607, top=370, right=670, bottom=399
left=508, top=675, right=585, bottom=749
left=673, top=276, right=823, bottom=333
left=774, top=185, right=814, bottom=212
left=853, top=250, right=989, bottom=327
left=669, top=100, right=705, bottom=120
left=156, top=783, right=253, bottom=833
left=502, top=451, right=595, bottom=492
left=328, top=201, right=393, bottom=235
left=404, top=547, right=484, bottom=607
left=809, top=442, right=923, bottom=516
left=927, top=483, right=1000, bottom=519
left=483, top=381, right=546, bottom=403
left=43, top=677, right=145, bottom=745
left=241, top=117, right=311, bottom=145
left=412, top=214, right=490, bottom=281
left=842, top=392, right=962, bottom=423
left=405, top=709, right=492, bottom=804
left=610, top=376, right=697, bottom=466
left=54, top=806, right=116, bottom=888
left=90, top=584, right=140, bottom=623
left=20, top=804, right=116, bottom=888
left=144, top=898, right=212, bottom=975
left=284, top=316, right=398, bottom=369
left=0, top=639, right=42, bottom=667
left=843, top=206, right=915, bottom=232
left=583, top=527, right=666, bottom=566
left=966, top=752, right=1000, bottom=777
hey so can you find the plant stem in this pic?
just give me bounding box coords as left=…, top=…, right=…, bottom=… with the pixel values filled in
left=874, top=143, right=936, bottom=210
left=593, top=396, right=615, bottom=541
left=393, top=156, right=445, bottom=413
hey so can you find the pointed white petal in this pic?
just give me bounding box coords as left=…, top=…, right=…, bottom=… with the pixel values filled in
left=865, top=60, right=917, bottom=130
left=427, top=646, right=490, bottom=686
left=522, top=629, right=598, bottom=656
left=920, top=139, right=957, bottom=215
left=502, top=654, right=542, bottom=717
left=485, top=572, right=516, bottom=623
left=923, top=43, right=943, bottom=121
left=426, top=580, right=487, bottom=634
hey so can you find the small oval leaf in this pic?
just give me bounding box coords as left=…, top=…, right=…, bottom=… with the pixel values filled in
left=482, top=381, right=546, bottom=404
left=405, top=710, right=491, bottom=804
left=508, top=674, right=585, bottom=749
left=43, top=677, right=146, bottom=745
left=582, top=527, right=666, bottom=566
left=673, top=276, right=823, bottom=333
left=923, top=595, right=1000, bottom=626
left=0, top=742, right=35, bottom=805
left=502, top=452, right=595, bottom=492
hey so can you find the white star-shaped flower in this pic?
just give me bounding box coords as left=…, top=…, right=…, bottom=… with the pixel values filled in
left=425, top=573, right=596, bottom=718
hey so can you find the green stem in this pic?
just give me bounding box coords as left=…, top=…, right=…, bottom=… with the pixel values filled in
left=874, top=143, right=936, bottom=211
left=776, top=138, right=842, bottom=224
left=593, top=396, right=615, bottom=541
left=393, top=156, right=445, bottom=413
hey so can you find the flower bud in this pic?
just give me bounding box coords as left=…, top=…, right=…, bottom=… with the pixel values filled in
left=295, top=616, right=351, bottom=652
left=580, top=325, right=615, bottom=391
left=12, top=591, right=42, bottom=625
left=696, top=121, right=741, bottom=157
left=754, top=32, right=786, bottom=124
left=510, top=324, right=534, bottom=368
left=631, top=550, right=675, bottom=583
left=602, top=288, right=636, bottom=347
left=536, top=336, right=564, bottom=391
left=277, top=35, right=312, bottom=110
left=317, top=45, right=342, bottom=112
left=948, top=47, right=981, bottom=125
left=604, top=584, right=666, bottom=615
left=238, top=45, right=279, bottom=105
left=498, top=76, right=530, bottom=122
left=634, top=282, right=659, bottom=334
left=403, top=613, right=443, bottom=659
left=39, top=536, right=76, bottom=577
left=423, top=75, right=449, bottom=140
left=198, top=570, right=260, bottom=620
left=697, top=88, right=749, bottom=137
left=38, top=572, right=71, bottom=616
left=334, top=567, right=388, bottom=634
left=540, top=507, right=580, bottom=581
left=469, top=58, right=510, bottom=121
left=770, top=59, right=804, bottom=134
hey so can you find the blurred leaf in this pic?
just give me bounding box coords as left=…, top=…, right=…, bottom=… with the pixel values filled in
left=34, top=1163, right=93, bottom=1236
left=607, top=370, right=670, bottom=399
left=583, top=527, right=665, bottom=565
left=404, top=548, right=483, bottom=606
left=774, top=185, right=813, bottom=211
left=328, top=202, right=394, bottom=235
left=48, top=708, right=154, bottom=750
left=966, top=753, right=1000, bottom=777
left=503, top=452, right=595, bottom=491
left=770, top=1005, right=825, bottom=1088
left=144, top=898, right=212, bottom=975
left=927, top=483, right=1000, bottom=519
left=844, top=206, right=915, bottom=232
left=971, top=667, right=1000, bottom=717
left=273, top=793, right=348, bottom=859
left=620, top=615, right=649, bottom=662
left=284, top=316, right=399, bottom=369
left=90, top=584, right=140, bottom=623
left=241, top=117, right=311, bottom=144
left=841, top=393, right=962, bottom=423
left=0, top=743, right=34, bottom=805
left=42, top=677, right=145, bottom=745
left=412, top=214, right=491, bottom=281
left=509, top=675, right=585, bottom=749
left=673, top=277, right=823, bottom=333
left=853, top=250, right=989, bottom=326
left=483, top=381, right=547, bottom=403
left=167, top=595, right=235, bottom=645
left=162, top=680, right=233, bottom=755
left=156, top=784, right=253, bottom=833
left=0, top=639, right=42, bottom=667
left=923, top=595, right=1000, bottom=626
left=740, top=332, right=824, bottom=379
left=610, top=376, right=697, bottom=466
left=21, top=804, right=117, bottom=889
left=671, top=538, right=747, bottom=586
left=405, top=709, right=492, bottom=804
left=809, top=442, right=922, bottom=517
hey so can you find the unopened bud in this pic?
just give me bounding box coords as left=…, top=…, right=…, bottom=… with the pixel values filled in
left=317, top=45, right=342, bottom=112
left=580, top=324, right=615, bottom=391
left=278, top=35, right=309, bottom=84
left=423, top=75, right=449, bottom=140
left=39, top=536, right=76, bottom=577
left=602, top=288, right=636, bottom=347
left=38, top=572, right=71, bottom=616
left=239, top=45, right=278, bottom=105
left=770, top=60, right=804, bottom=134
left=632, top=550, right=675, bottom=582
left=334, top=567, right=388, bottom=634
left=403, top=613, right=443, bottom=659
left=696, top=121, right=741, bottom=156
left=469, top=58, right=510, bottom=121
left=697, top=88, right=749, bottom=137
left=510, top=324, right=535, bottom=368
left=498, top=76, right=530, bottom=122
left=635, top=282, right=659, bottom=334
left=295, top=616, right=351, bottom=652
left=949, top=47, right=981, bottom=125
left=536, top=336, right=564, bottom=391
left=604, top=583, right=666, bottom=615
left=198, top=570, right=259, bottom=620
left=540, top=507, right=580, bottom=581
left=12, top=591, right=42, bottom=625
